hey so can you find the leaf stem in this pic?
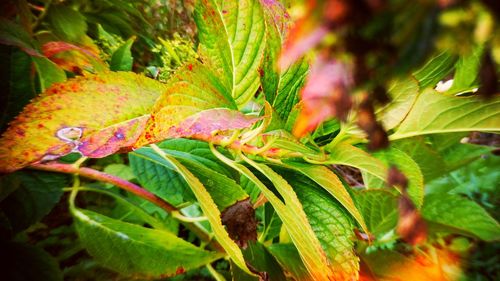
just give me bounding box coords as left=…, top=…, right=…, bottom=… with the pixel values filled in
left=31, top=161, right=226, bottom=252
left=30, top=161, right=177, bottom=212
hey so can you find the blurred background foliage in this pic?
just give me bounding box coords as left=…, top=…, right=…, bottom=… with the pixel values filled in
left=0, top=0, right=498, bottom=280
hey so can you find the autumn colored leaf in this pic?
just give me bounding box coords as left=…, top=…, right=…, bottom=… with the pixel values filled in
left=42, top=41, right=106, bottom=73
left=134, top=61, right=260, bottom=147
left=293, top=56, right=353, bottom=137
left=0, top=72, right=166, bottom=173
left=361, top=247, right=464, bottom=281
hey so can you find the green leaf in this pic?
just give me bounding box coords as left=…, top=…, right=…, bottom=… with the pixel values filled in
left=130, top=143, right=247, bottom=210
left=0, top=18, right=41, bottom=56
left=413, top=51, right=456, bottom=89
left=32, top=56, right=66, bottom=91
left=216, top=150, right=335, bottom=280
left=326, top=142, right=388, bottom=181
left=393, top=137, right=447, bottom=182
left=0, top=49, right=36, bottom=132
left=48, top=5, right=87, bottom=42
left=362, top=148, right=424, bottom=208
left=446, top=45, right=483, bottom=95
left=257, top=203, right=282, bottom=242
left=425, top=152, right=499, bottom=196
left=279, top=162, right=368, bottom=234
left=194, top=0, right=266, bottom=106
left=110, top=37, right=135, bottom=71
left=72, top=208, right=221, bottom=278
left=0, top=241, right=62, bottom=281
left=0, top=72, right=166, bottom=172
left=274, top=60, right=309, bottom=122
left=0, top=171, right=67, bottom=233
left=353, top=190, right=398, bottom=236
left=283, top=172, right=359, bottom=279
left=422, top=193, right=500, bottom=241
left=231, top=242, right=287, bottom=281
left=390, top=89, right=500, bottom=140
left=376, top=78, right=419, bottom=130
left=267, top=244, right=310, bottom=280
left=129, top=149, right=196, bottom=206
left=153, top=149, right=253, bottom=275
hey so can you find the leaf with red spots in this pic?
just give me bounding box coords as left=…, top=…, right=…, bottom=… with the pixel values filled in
left=134, top=61, right=260, bottom=147
left=0, top=72, right=166, bottom=173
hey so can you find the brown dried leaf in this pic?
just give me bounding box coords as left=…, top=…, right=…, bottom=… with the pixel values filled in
left=221, top=198, right=258, bottom=249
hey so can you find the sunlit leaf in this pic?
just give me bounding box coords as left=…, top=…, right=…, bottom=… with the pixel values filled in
left=413, top=51, right=456, bottom=89
left=390, top=89, right=500, bottom=140
left=280, top=161, right=368, bottom=234
left=212, top=149, right=335, bottom=280
left=326, top=142, right=388, bottom=181
left=0, top=72, right=166, bottom=172
left=155, top=151, right=254, bottom=275
left=281, top=171, right=359, bottom=279
left=72, top=208, right=221, bottom=278
left=42, top=41, right=106, bottom=73
left=194, top=0, right=266, bottom=106
left=135, top=61, right=259, bottom=147
left=376, top=78, right=419, bottom=130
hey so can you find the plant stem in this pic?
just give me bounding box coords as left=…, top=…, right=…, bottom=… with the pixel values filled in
left=30, top=161, right=226, bottom=253
left=30, top=161, right=177, bottom=212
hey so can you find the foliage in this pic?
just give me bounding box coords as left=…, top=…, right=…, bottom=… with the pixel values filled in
left=0, top=0, right=499, bottom=280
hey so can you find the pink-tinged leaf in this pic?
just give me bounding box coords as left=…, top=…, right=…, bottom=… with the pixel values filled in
left=167, top=108, right=261, bottom=138
left=42, top=41, right=106, bottom=73
left=134, top=61, right=238, bottom=147
left=293, top=56, right=353, bottom=137
left=260, top=0, right=290, bottom=36
left=0, top=72, right=166, bottom=173
left=78, top=115, right=150, bottom=157
left=42, top=41, right=99, bottom=59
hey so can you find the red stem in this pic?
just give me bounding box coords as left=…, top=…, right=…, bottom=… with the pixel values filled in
left=29, top=161, right=226, bottom=252
left=30, top=162, right=177, bottom=212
